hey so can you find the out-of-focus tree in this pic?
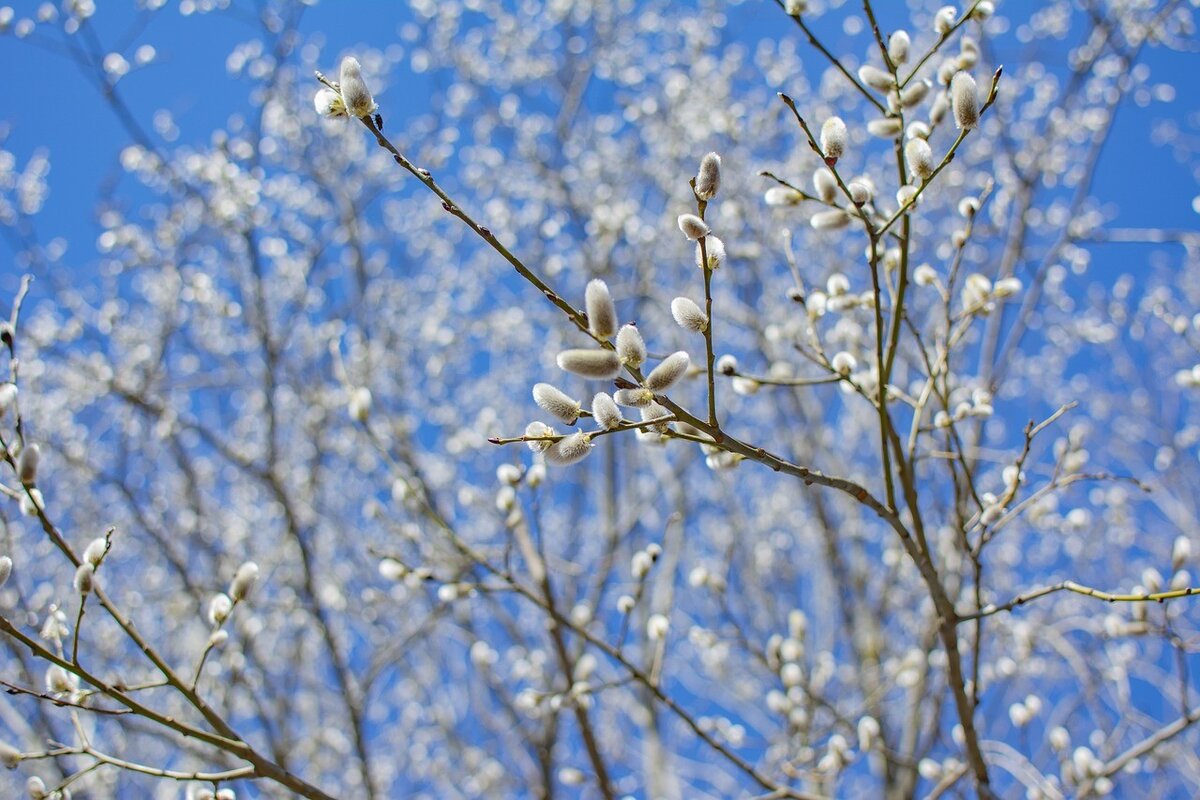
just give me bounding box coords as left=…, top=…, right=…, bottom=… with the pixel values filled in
left=0, top=1, right=1199, bottom=798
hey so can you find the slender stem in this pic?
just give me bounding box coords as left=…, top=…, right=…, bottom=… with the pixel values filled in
left=700, top=238, right=718, bottom=427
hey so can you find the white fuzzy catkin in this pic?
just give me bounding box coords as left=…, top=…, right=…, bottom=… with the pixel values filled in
left=813, top=168, right=838, bottom=202
left=858, top=64, right=896, bottom=92
left=913, top=264, right=938, bottom=286
left=338, top=57, right=377, bottom=118
left=866, top=117, right=903, bottom=138
left=0, top=740, right=19, bottom=768
left=951, top=72, right=979, bottom=129
left=0, top=382, right=15, bottom=419
left=83, top=537, right=107, bottom=567
left=717, top=354, right=738, bottom=375
left=591, top=393, right=623, bottom=430
left=230, top=561, right=259, bottom=602
left=544, top=431, right=592, bottom=466
left=17, top=443, right=38, bottom=484
left=0, top=556, right=10, bottom=588
left=906, top=138, right=935, bottom=180
left=644, top=351, right=690, bottom=392
left=532, top=383, right=581, bottom=424
left=73, top=563, right=94, bottom=594
left=848, top=182, right=872, bottom=206
left=556, top=348, right=621, bottom=379
left=348, top=386, right=372, bottom=423
left=584, top=279, right=618, bottom=338
left=934, top=5, right=957, bottom=35
left=764, top=186, right=803, bottom=206
left=811, top=209, right=851, bottom=230
left=831, top=352, right=857, bottom=375
left=677, top=213, right=710, bottom=240
left=671, top=297, right=708, bottom=332
left=695, top=152, right=721, bottom=200
left=614, top=387, right=654, bottom=408
left=929, top=93, right=950, bottom=126
left=696, top=235, right=726, bottom=270
left=784, top=0, right=807, bottom=13
left=907, top=121, right=931, bottom=140
left=616, top=324, right=646, bottom=368
left=647, top=613, right=670, bottom=640
left=900, top=81, right=931, bottom=108
left=888, top=30, right=911, bottom=64
left=820, top=117, right=847, bottom=160
left=209, top=593, right=233, bottom=625
left=524, top=421, right=557, bottom=452
left=313, top=87, right=347, bottom=118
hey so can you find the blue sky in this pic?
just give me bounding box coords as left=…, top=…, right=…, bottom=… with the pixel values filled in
left=0, top=0, right=1196, bottom=301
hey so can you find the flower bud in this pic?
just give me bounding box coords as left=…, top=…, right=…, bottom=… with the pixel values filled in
left=765, top=186, right=803, bottom=206
left=0, top=555, right=10, bottom=588
left=907, top=121, right=931, bottom=140
left=784, top=0, right=807, bottom=14
left=639, top=402, right=673, bottom=433
left=867, top=117, right=903, bottom=138
left=616, top=324, right=646, bottom=368
left=820, top=117, right=847, bottom=160
left=913, top=264, right=938, bottom=286
left=900, top=80, right=931, bottom=108
left=858, top=65, right=896, bottom=92
left=17, top=443, right=38, bottom=485
left=930, top=93, right=950, bottom=126
left=848, top=181, right=872, bottom=206
left=695, top=152, right=721, bottom=200
left=934, top=5, right=957, bottom=35
left=556, top=349, right=621, bottom=380
left=338, top=56, right=377, bottom=118
left=591, top=393, right=622, bottom=430
left=83, top=537, right=107, bottom=567
left=0, top=740, right=19, bottom=768
left=951, top=72, right=979, bottom=129
left=993, top=277, right=1022, bottom=298
left=717, top=354, right=738, bottom=375
left=888, top=31, right=910, bottom=64
left=524, top=421, right=557, bottom=452
left=348, top=387, right=372, bottom=423
left=831, top=352, right=856, bottom=375
left=906, top=137, right=935, bottom=180
left=26, top=775, right=46, bottom=799
left=0, top=382, right=15, bottom=419
left=313, top=87, right=347, bottom=118
left=696, top=235, right=725, bottom=270
left=496, top=464, right=522, bottom=485
left=614, top=387, right=654, bottom=408
left=971, top=1, right=994, bottom=20
left=533, top=383, right=581, bottom=424
left=229, top=561, right=259, bottom=602
left=73, top=563, right=94, bottom=594
left=208, top=593, right=233, bottom=626
left=1172, top=536, right=1192, bottom=571
left=813, top=168, right=837, bottom=202
left=647, top=613, right=669, bottom=640
left=677, top=214, right=710, bottom=240
left=644, top=351, right=690, bottom=392
left=585, top=279, right=618, bottom=338
left=811, top=210, right=851, bottom=230
left=544, top=431, right=592, bottom=466
left=671, top=297, right=708, bottom=332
